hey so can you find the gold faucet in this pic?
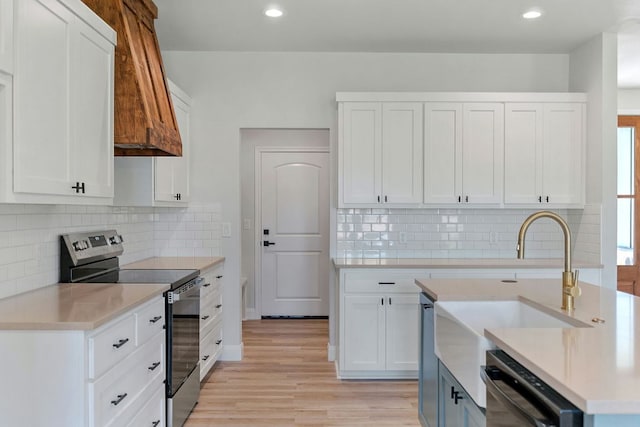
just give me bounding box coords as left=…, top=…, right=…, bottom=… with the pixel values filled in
left=516, top=211, right=581, bottom=311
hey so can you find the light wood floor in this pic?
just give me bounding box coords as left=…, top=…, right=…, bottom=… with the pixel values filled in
left=185, top=319, right=420, bottom=426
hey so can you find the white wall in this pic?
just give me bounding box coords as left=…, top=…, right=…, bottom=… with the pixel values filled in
left=162, top=51, right=571, bottom=351
left=569, top=33, right=618, bottom=288
left=619, top=89, right=640, bottom=113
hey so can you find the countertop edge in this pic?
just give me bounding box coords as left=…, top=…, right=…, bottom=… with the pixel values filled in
left=122, top=256, right=225, bottom=272
left=0, top=284, right=169, bottom=331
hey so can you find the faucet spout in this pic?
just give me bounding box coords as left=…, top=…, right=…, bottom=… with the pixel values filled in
left=516, top=211, right=580, bottom=311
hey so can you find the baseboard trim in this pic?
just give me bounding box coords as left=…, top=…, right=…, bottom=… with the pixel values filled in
left=220, top=343, right=243, bottom=361
left=244, top=308, right=260, bottom=320
left=327, top=343, right=336, bottom=362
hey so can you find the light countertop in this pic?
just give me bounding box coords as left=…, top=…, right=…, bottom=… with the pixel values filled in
left=123, top=256, right=224, bottom=271
left=0, top=283, right=168, bottom=330
left=416, top=277, right=639, bottom=414
left=334, top=258, right=602, bottom=269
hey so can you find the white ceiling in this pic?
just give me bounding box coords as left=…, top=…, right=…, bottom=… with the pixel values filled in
left=154, top=0, right=640, bottom=88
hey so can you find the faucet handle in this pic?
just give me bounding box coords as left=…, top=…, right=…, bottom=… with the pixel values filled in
left=566, top=285, right=582, bottom=298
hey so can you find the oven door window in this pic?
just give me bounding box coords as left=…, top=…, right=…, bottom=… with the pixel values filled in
left=168, top=288, right=200, bottom=396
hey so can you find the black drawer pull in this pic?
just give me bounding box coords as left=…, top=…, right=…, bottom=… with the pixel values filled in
left=112, top=338, right=129, bottom=349
left=201, top=315, right=210, bottom=320
left=202, top=355, right=210, bottom=361
left=110, top=393, right=128, bottom=406
left=152, top=421, right=160, bottom=427
left=149, top=316, right=162, bottom=324
left=148, top=361, right=161, bottom=371
left=203, top=283, right=211, bottom=287
left=215, top=339, right=222, bottom=345
left=215, top=304, right=222, bottom=309
left=216, top=275, right=223, bottom=279
left=378, top=282, right=396, bottom=285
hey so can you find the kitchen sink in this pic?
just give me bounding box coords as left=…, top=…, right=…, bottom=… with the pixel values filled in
left=434, top=299, right=589, bottom=408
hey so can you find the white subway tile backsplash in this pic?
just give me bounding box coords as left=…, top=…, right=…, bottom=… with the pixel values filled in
left=0, top=202, right=223, bottom=300
left=337, top=206, right=600, bottom=261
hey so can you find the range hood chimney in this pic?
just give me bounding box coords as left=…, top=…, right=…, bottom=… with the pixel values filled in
left=82, top=0, right=182, bottom=156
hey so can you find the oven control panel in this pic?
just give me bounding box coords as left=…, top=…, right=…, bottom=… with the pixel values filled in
left=61, top=230, right=124, bottom=266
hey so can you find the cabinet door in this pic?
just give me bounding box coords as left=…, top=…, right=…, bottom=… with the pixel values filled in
left=341, top=103, right=382, bottom=204
left=542, top=103, right=584, bottom=206
left=343, top=294, right=385, bottom=371
left=439, top=363, right=464, bottom=427
left=461, top=103, right=504, bottom=204
left=462, top=398, right=486, bottom=427
left=0, top=0, right=13, bottom=73
left=13, top=0, right=74, bottom=196
left=155, top=84, right=190, bottom=203
left=381, top=103, right=423, bottom=204
left=424, top=103, right=462, bottom=204
left=70, top=17, right=114, bottom=198
left=385, top=294, right=419, bottom=371
left=504, top=104, right=542, bottom=204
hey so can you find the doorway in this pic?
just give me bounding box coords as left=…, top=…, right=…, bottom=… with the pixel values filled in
left=239, top=129, right=330, bottom=319
left=617, top=116, right=640, bottom=295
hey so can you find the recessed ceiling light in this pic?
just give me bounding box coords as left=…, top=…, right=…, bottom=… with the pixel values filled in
left=265, top=8, right=283, bottom=18
left=522, top=10, right=542, bottom=19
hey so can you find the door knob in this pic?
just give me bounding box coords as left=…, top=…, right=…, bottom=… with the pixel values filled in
left=263, top=241, right=276, bottom=247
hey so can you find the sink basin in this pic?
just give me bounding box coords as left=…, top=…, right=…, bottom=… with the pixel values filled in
left=434, top=299, right=587, bottom=408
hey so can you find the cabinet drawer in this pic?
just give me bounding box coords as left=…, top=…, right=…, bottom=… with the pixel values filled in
left=136, top=297, right=165, bottom=346
left=343, top=271, right=421, bottom=294
left=200, top=322, right=223, bottom=380
left=90, top=333, right=164, bottom=427
left=200, top=290, right=222, bottom=334
left=201, top=266, right=223, bottom=299
left=125, top=385, right=165, bottom=427
left=89, top=314, right=136, bottom=379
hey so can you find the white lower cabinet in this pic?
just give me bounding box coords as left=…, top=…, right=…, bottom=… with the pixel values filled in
left=0, top=295, right=166, bottom=427
left=439, top=361, right=486, bottom=427
left=199, top=262, right=224, bottom=380
left=338, top=270, right=420, bottom=378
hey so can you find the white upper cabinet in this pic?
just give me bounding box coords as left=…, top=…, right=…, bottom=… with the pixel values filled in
left=0, top=0, right=13, bottom=74
left=114, top=80, right=192, bottom=207
left=340, top=102, right=422, bottom=206
left=424, top=103, right=462, bottom=204
left=155, top=81, right=191, bottom=204
left=504, top=102, right=584, bottom=207
left=424, top=102, right=504, bottom=205
left=5, top=0, right=115, bottom=204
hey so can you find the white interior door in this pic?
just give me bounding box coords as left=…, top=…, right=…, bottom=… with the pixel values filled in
left=260, top=151, right=329, bottom=316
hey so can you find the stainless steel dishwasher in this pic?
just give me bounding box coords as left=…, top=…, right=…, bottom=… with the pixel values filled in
left=482, top=350, right=583, bottom=426
left=419, top=292, right=438, bottom=427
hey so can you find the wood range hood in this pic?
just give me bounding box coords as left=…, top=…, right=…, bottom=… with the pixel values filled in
left=82, top=0, right=181, bottom=156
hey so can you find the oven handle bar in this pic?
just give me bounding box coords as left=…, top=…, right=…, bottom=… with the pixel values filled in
left=481, top=368, right=553, bottom=427
left=168, top=277, right=203, bottom=303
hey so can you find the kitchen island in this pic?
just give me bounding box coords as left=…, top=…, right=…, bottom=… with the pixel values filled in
left=416, top=277, right=640, bottom=426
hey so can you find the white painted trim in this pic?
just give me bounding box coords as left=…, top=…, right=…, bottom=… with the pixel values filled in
left=618, top=110, right=640, bottom=115
left=336, top=92, right=588, bottom=103
left=327, top=343, right=336, bottom=362
left=220, top=343, right=244, bottom=361
left=254, top=146, right=331, bottom=318
left=244, top=308, right=261, bottom=320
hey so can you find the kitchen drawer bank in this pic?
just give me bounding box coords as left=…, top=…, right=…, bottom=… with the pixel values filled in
left=123, top=256, right=226, bottom=380
left=416, top=277, right=640, bottom=425
left=0, top=283, right=167, bottom=427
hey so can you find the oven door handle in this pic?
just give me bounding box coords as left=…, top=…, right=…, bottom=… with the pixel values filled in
left=481, top=369, right=554, bottom=427
left=168, top=277, right=203, bottom=302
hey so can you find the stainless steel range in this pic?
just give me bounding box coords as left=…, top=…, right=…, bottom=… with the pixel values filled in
left=60, top=230, right=202, bottom=427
